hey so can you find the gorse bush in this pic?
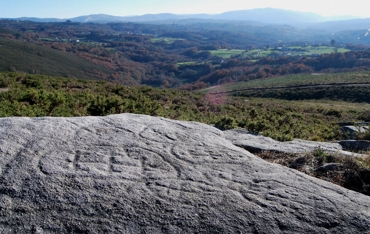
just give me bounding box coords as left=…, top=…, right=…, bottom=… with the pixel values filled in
left=233, top=86, right=370, bottom=103
left=0, top=77, right=9, bottom=88
left=215, top=116, right=238, bottom=130
left=0, top=72, right=369, bottom=141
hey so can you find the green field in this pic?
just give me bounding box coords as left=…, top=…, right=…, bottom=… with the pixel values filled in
left=151, top=37, right=185, bottom=44
left=209, top=49, right=245, bottom=58
left=211, top=46, right=350, bottom=59
left=299, top=46, right=350, bottom=55
left=38, top=38, right=55, bottom=42
left=176, top=61, right=198, bottom=66
left=243, top=49, right=272, bottom=57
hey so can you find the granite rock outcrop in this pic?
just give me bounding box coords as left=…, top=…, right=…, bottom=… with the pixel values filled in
left=0, top=114, right=369, bottom=233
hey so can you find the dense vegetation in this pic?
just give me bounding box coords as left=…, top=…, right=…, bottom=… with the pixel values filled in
left=217, top=72, right=370, bottom=91
left=1, top=20, right=370, bottom=89
left=1, top=72, right=369, bottom=142
left=205, top=72, right=370, bottom=103
left=233, top=86, right=370, bottom=103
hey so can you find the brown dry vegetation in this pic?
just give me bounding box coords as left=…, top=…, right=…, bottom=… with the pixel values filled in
left=256, top=149, right=370, bottom=196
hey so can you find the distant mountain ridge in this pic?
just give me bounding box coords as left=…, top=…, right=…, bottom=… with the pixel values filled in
left=3, top=8, right=369, bottom=36
left=2, top=8, right=361, bottom=25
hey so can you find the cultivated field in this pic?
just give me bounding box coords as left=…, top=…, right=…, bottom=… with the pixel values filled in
left=209, top=49, right=246, bottom=58
left=151, top=37, right=184, bottom=44
left=209, top=46, right=350, bottom=59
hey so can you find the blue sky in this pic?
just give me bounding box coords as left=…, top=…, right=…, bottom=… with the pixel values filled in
left=1, top=0, right=369, bottom=18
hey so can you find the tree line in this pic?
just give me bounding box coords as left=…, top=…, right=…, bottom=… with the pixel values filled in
left=1, top=20, right=370, bottom=89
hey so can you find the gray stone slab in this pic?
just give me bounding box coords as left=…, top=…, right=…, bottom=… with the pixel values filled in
left=339, top=140, right=370, bottom=151
left=0, top=114, right=369, bottom=233
left=224, top=129, right=364, bottom=157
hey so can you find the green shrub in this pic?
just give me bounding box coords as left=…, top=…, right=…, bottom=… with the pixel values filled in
left=21, top=76, right=45, bottom=89
left=215, top=117, right=238, bottom=130
left=0, top=77, right=9, bottom=88
left=0, top=71, right=368, bottom=142
left=326, top=109, right=341, bottom=118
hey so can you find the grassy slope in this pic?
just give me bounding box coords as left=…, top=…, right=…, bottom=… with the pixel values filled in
left=207, top=72, right=370, bottom=92
left=203, top=72, right=370, bottom=104
left=0, top=37, right=113, bottom=79
left=210, top=49, right=245, bottom=58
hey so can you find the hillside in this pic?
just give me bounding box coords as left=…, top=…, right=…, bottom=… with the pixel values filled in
left=2, top=19, right=370, bottom=89
left=0, top=37, right=113, bottom=79
left=1, top=72, right=370, bottom=142
left=211, top=72, right=370, bottom=90
left=205, top=72, right=370, bottom=103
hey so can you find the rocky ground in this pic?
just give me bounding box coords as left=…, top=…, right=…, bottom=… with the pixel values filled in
left=225, top=129, right=370, bottom=196
left=0, top=114, right=369, bottom=233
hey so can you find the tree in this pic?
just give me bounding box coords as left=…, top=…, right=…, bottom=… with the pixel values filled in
left=330, top=39, right=336, bottom=47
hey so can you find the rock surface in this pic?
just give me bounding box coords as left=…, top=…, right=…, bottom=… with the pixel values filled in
left=339, top=140, right=370, bottom=151
left=0, top=114, right=369, bottom=233
left=224, top=129, right=364, bottom=157
left=341, top=125, right=369, bottom=139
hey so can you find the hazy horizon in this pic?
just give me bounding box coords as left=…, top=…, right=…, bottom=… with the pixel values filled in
left=0, top=0, right=369, bottom=19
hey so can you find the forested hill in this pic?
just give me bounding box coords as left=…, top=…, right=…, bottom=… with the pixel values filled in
left=0, top=37, right=113, bottom=79
left=4, top=8, right=359, bottom=24
left=1, top=19, right=370, bottom=88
